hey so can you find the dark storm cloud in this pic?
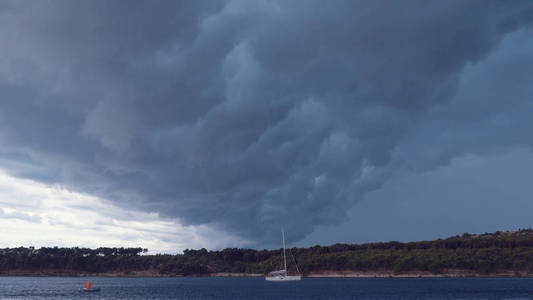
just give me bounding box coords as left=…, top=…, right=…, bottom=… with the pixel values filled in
left=1, top=0, right=533, bottom=245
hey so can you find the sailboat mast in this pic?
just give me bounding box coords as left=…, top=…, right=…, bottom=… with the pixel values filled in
left=282, top=228, right=287, bottom=271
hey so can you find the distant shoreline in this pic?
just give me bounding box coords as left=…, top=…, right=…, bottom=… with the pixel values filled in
left=3, top=230, right=533, bottom=279
left=305, top=269, right=529, bottom=278
left=0, top=269, right=530, bottom=278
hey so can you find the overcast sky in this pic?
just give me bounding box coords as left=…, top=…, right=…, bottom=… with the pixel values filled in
left=1, top=0, right=533, bottom=253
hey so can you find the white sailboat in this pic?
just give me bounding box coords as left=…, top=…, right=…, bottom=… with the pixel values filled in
left=265, top=229, right=301, bottom=281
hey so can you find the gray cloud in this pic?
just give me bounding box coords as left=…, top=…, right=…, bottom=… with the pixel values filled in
left=0, top=0, right=533, bottom=246
left=301, top=148, right=533, bottom=246
left=0, top=208, right=41, bottom=223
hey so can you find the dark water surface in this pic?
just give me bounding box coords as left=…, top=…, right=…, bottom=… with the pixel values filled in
left=1, top=276, right=533, bottom=299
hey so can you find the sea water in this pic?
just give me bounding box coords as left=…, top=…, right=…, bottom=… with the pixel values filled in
left=1, top=276, right=533, bottom=299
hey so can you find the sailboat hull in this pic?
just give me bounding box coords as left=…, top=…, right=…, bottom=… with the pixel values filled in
left=265, top=229, right=301, bottom=282
left=266, top=275, right=301, bottom=282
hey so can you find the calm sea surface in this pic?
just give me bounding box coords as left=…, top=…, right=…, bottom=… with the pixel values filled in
left=1, top=276, right=533, bottom=299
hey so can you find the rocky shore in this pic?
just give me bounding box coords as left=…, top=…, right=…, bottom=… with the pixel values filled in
left=0, top=269, right=529, bottom=278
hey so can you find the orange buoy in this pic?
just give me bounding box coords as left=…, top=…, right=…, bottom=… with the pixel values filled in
left=87, top=281, right=92, bottom=290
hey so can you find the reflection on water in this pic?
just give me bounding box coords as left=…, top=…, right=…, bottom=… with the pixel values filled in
left=0, top=276, right=533, bottom=299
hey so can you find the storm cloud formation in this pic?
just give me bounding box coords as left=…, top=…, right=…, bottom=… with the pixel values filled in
left=1, top=0, right=533, bottom=245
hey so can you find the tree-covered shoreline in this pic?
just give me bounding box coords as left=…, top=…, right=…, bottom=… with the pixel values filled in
left=2, top=229, right=533, bottom=277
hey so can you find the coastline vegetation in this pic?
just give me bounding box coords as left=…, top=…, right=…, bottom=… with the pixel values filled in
left=2, top=229, right=533, bottom=276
